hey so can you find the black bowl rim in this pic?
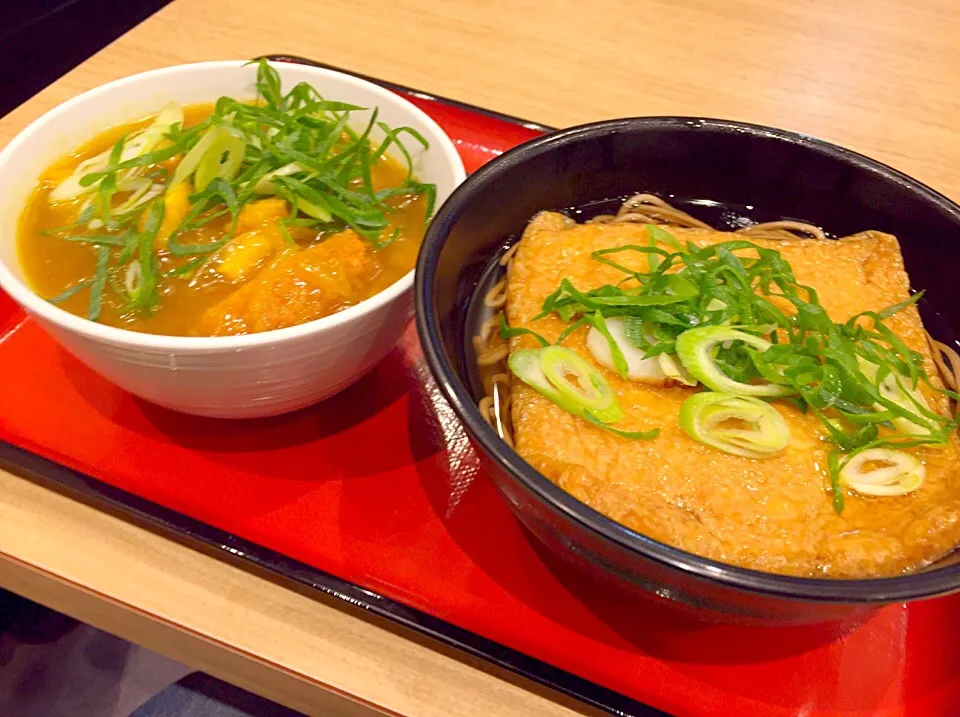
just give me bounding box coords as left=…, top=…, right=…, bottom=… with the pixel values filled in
left=414, top=115, right=960, bottom=603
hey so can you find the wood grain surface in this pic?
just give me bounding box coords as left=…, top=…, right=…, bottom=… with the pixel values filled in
left=0, top=470, right=602, bottom=717
left=2, top=0, right=959, bottom=714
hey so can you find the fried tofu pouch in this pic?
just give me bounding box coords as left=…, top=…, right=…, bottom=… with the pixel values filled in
left=194, top=230, right=377, bottom=336
left=506, top=212, right=960, bottom=577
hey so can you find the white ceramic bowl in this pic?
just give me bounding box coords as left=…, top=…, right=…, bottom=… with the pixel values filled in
left=0, top=60, right=466, bottom=418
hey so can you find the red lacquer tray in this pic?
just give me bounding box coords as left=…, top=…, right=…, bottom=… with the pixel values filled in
left=2, top=55, right=959, bottom=717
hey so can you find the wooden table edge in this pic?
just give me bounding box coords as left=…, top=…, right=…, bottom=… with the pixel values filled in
left=0, top=466, right=603, bottom=717
left=0, top=546, right=396, bottom=717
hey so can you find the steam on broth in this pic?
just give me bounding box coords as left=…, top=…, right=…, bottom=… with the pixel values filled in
left=18, top=60, right=435, bottom=336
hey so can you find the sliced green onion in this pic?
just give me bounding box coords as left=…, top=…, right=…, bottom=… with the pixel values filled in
left=676, top=326, right=794, bottom=397
left=271, top=176, right=333, bottom=222
left=252, top=161, right=306, bottom=194
left=172, top=127, right=246, bottom=191
left=587, top=314, right=696, bottom=386
left=584, top=313, right=631, bottom=380
left=645, top=225, right=663, bottom=272
left=879, top=372, right=935, bottom=435
left=126, top=199, right=165, bottom=312
left=113, top=177, right=164, bottom=214
left=121, top=102, right=185, bottom=163
left=50, top=102, right=183, bottom=202
left=857, top=357, right=934, bottom=436
left=585, top=316, right=668, bottom=383
left=124, top=260, right=144, bottom=301
left=194, top=129, right=246, bottom=191
left=253, top=57, right=283, bottom=106
left=539, top=345, right=624, bottom=424
left=498, top=314, right=550, bottom=347
left=839, top=448, right=925, bottom=496
left=50, top=154, right=113, bottom=203
left=533, top=229, right=953, bottom=511
left=657, top=353, right=698, bottom=386
left=647, top=224, right=684, bottom=251
left=46, top=279, right=93, bottom=305
left=86, top=245, right=111, bottom=321
left=167, top=178, right=238, bottom=257
left=170, top=128, right=220, bottom=188
left=828, top=451, right=845, bottom=513
left=508, top=347, right=657, bottom=440
left=582, top=414, right=659, bottom=440
left=509, top=349, right=554, bottom=396
left=579, top=275, right=698, bottom=308
left=97, top=135, right=127, bottom=225
left=44, top=62, right=439, bottom=321
left=679, top=392, right=790, bottom=458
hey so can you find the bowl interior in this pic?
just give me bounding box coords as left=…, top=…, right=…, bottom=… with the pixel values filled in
left=417, top=117, right=960, bottom=598
left=0, top=60, right=465, bottom=344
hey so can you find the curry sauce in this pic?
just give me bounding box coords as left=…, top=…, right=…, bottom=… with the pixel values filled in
left=18, top=103, right=429, bottom=336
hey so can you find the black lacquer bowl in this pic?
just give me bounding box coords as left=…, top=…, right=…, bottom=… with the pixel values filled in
left=414, top=117, right=960, bottom=624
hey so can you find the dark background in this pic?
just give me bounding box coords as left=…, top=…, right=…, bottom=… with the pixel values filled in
left=1, top=0, right=173, bottom=117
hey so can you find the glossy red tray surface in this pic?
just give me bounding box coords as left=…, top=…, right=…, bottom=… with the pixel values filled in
left=2, top=63, right=959, bottom=717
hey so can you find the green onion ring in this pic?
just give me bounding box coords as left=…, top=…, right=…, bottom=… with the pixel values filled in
left=676, top=326, right=794, bottom=397
left=679, top=391, right=790, bottom=458
left=839, top=448, right=925, bottom=496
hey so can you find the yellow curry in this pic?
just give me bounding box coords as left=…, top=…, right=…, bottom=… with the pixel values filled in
left=17, top=61, right=433, bottom=337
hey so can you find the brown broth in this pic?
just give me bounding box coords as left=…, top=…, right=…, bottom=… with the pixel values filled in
left=17, top=103, right=428, bottom=336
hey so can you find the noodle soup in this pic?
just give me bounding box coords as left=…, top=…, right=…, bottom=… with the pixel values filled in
left=0, top=59, right=465, bottom=417
left=17, top=60, right=434, bottom=337
left=476, top=195, right=960, bottom=578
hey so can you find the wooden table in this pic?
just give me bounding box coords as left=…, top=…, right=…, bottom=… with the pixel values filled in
left=2, top=1, right=959, bottom=715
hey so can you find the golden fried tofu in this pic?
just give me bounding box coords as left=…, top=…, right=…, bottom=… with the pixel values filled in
left=234, top=197, right=290, bottom=233
left=194, top=230, right=377, bottom=335
left=153, top=181, right=193, bottom=248
left=506, top=212, right=960, bottom=578
left=207, top=224, right=287, bottom=284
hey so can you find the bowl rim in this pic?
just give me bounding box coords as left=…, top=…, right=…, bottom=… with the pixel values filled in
left=415, top=115, right=960, bottom=603
left=0, top=60, right=466, bottom=351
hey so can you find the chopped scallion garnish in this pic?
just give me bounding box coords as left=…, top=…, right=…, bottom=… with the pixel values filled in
left=838, top=448, right=925, bottom=496
left=676, top=326, right=794, bottom=397
left=679, top=392, right=790, bottom=459
left=518, top=224, right=957, bottom=510
left=507, top=346, right=657, bottom=440
left=86, top=245, right=111, bottom=320
left=42, top=58, right=436, bottom=323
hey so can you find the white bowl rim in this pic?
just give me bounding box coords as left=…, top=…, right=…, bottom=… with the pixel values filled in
left=0, top=60, right=466, bottom=351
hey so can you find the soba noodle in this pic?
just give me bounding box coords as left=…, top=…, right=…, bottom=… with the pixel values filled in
left=930, top=337, right=960, bottom=419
